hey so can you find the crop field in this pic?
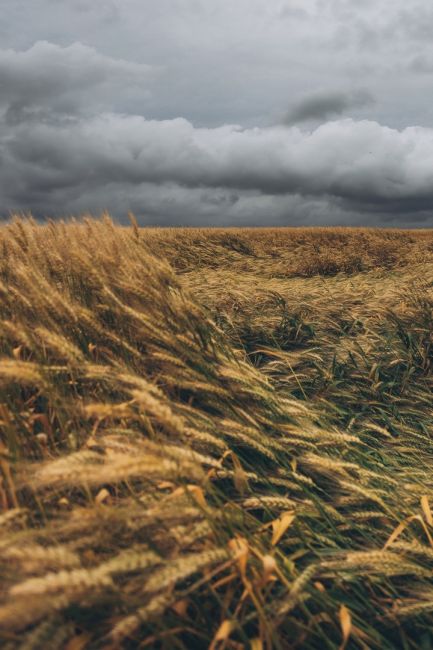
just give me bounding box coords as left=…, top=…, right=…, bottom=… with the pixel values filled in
left=1, top=217, right=433, bottom=649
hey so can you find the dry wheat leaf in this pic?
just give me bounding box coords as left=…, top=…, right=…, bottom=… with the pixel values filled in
left=271, top=511, right=295, bottom=546
left=339, top=604, right=352, bottom=650
left=210, top=619, right=235, bottom=649
left=421, top=495, right=433, bottom=526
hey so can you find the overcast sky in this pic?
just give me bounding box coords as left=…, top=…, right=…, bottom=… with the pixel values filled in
left=2, top=0, right=433, bottom=226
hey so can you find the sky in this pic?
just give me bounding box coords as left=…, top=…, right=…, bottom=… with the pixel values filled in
left=2, top=0, right=433, bottom=226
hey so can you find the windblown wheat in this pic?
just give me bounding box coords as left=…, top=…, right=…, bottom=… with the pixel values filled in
left=0, top=217, right=432, bottom=648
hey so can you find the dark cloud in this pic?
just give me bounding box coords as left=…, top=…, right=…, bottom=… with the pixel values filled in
left=0, top=41, right=155, bottom=120
left=283, top=90, right=374, bottom=125
left=1, top=0, right=433, bottom=227
left=2, top=92, right=433, bottom=226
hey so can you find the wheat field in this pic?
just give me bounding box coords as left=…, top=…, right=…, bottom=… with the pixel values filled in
left=0, top=217, right=433, bottom=649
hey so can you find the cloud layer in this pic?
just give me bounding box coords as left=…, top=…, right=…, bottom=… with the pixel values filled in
left=1, top=30, right=433, bottom=225
left=3, top=108, right=433, bottom=224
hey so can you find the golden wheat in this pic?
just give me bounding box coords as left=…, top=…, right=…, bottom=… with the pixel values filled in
left=0, top=216, right=432, bottom=648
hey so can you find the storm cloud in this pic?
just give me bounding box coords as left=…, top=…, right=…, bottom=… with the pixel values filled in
left=3, top=103, right=433, bottom=225
left=283, top=90, right=374, bottom=125
left=0, top=41, right=155, bottom=121
left=1, top=1, right=433, bottom=226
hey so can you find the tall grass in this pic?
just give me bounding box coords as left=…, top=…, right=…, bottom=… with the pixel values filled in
left=0, top=217, right=433, bottom=648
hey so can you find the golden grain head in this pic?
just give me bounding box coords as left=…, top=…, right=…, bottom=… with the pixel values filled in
left=0, top=217, right=432, bottom=648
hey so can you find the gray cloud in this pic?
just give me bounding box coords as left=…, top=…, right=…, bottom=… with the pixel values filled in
left=283, top=89, right=375, bottom=125
left=2, top=96, right=433, bottom=225
left=1, top=1, right=433, bottom=226
left=0, top=0, right=427, bottom=130
left=0, top=41, right=155, bottom=121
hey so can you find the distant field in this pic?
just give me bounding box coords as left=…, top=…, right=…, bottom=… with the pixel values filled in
left=1, top=218, right=433, bottom=649
left=144, top=224, right=433, bottom=276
